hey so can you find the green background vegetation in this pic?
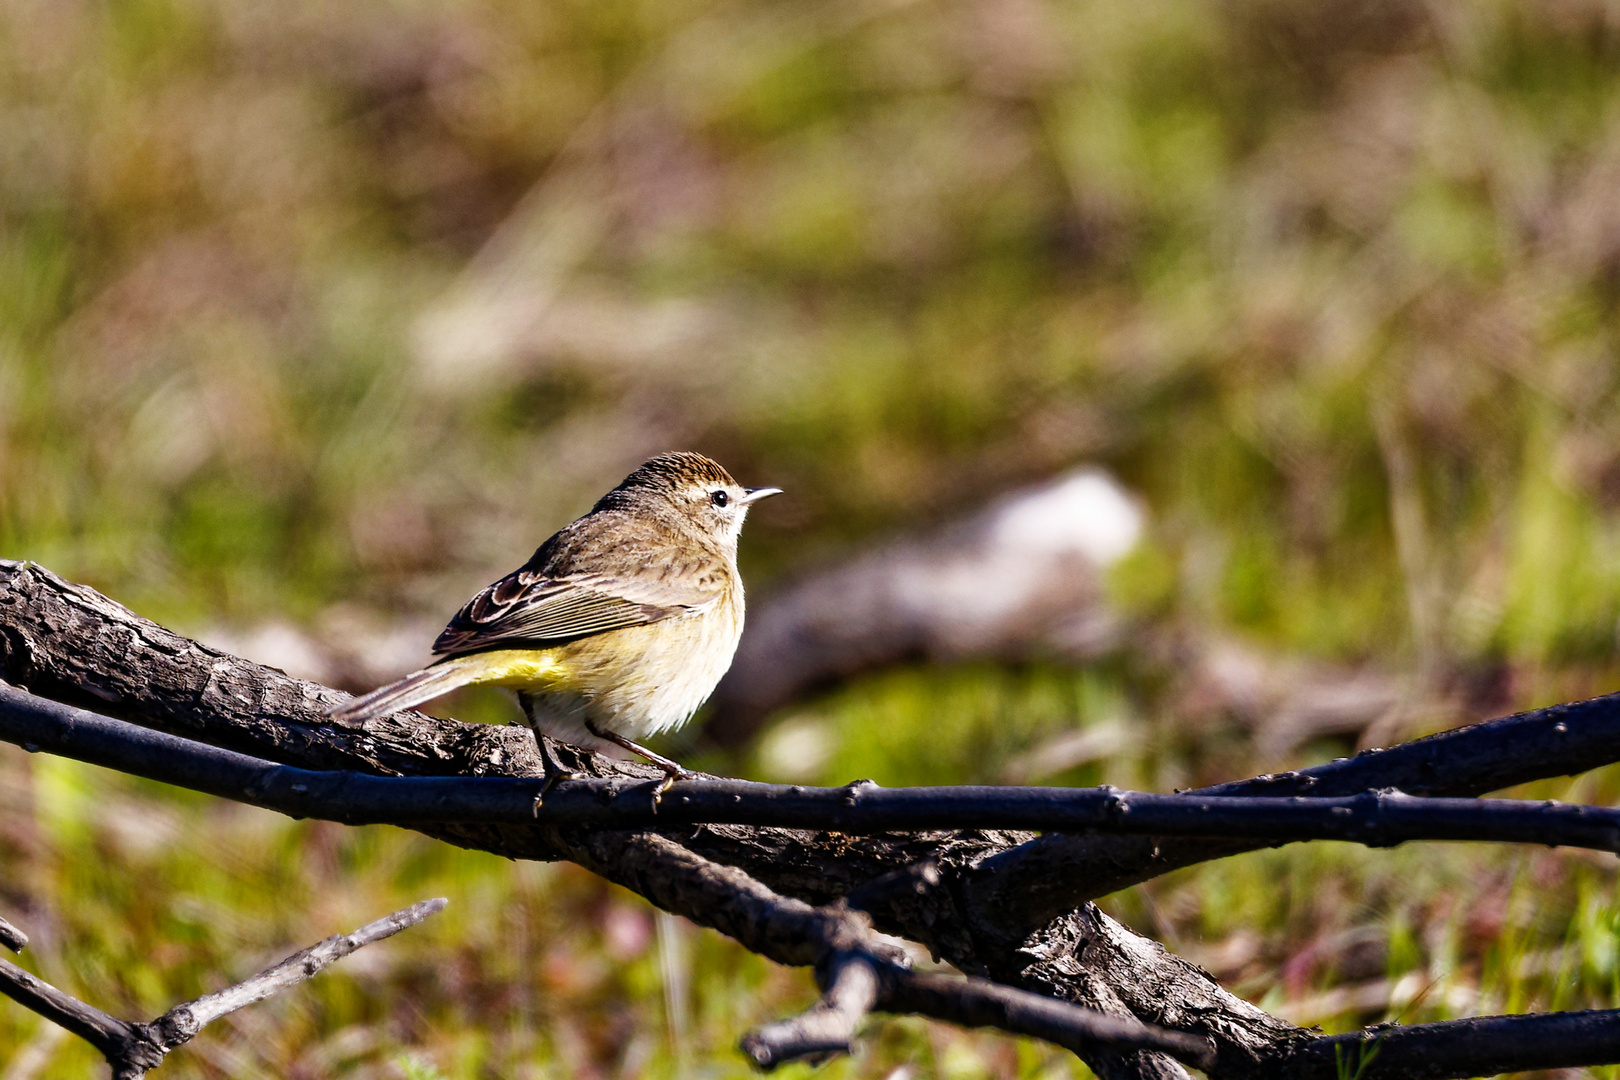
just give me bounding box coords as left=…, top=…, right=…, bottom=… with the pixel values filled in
left=3, top=0, right=1620, bottom=1075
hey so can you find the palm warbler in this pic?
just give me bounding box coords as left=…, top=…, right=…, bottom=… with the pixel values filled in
left=329, top=452, right=780, bottom=783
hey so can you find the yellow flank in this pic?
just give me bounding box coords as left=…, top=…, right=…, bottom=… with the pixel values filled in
left=449, top=648, right=571, bottom=690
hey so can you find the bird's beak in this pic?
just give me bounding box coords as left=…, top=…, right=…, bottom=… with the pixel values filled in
left=740, top=486, right=783, bottom=505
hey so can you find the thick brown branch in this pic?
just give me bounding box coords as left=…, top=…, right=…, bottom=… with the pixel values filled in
left=0, top=561, right=1006, bottom=964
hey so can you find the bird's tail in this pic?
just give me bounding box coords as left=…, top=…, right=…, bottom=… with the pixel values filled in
left=328, top=658, right=479, bottom=725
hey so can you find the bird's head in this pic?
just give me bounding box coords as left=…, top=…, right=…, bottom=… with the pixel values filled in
left=603, top=451, right=781, bottom=547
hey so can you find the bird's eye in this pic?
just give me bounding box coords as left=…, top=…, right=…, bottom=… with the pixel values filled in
left=710, top=490, right=729, bottom=508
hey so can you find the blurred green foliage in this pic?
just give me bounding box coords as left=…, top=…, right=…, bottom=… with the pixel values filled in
left=4, top=0, right=1620, bottom=1075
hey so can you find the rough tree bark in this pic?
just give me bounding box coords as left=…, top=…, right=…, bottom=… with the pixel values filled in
left=3, top=559, right=1618, bottom=1079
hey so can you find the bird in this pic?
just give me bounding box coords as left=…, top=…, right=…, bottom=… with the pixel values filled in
left=328, top=452, right=780, bottom=791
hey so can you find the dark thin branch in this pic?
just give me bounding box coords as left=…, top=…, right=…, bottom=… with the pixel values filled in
left=0, top=900, right=445, bottom=1079
left=888, top=970, right=1207, bottom=1065
left=0, top=956, right=142, bottom=1063
left=0, top=915, right=27, bottom=953
left=2, top=685, right=1617, bottom=856
left=740, top=951, right=1225, bottom=1073
left=1277, top=1009, right=1620, bottom=1080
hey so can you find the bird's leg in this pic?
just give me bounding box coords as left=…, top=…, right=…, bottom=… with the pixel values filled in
left=520, top=692, right=584, bottom=815
left=583, top=719, right=695, bottom=806
left=583, top=719, right=695, bottom=779
left=535, top=735, right=583, bottom=801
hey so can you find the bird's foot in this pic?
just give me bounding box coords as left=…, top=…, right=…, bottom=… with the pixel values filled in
left=583, top=720, right=696, bottom=812
left=531, top=767, right=590, bottom=817
left=649, top=760, right=698, bottom=810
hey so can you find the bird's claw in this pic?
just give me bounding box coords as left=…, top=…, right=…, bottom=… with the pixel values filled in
left=532, top=769, right=588, bottom=817
left=649, top=765, right=697, bottom=812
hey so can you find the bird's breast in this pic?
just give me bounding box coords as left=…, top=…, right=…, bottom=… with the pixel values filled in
left=526, top=584, right=744, bottom=745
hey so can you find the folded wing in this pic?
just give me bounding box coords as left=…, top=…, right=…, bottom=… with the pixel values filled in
left=433, top=566, right=720, bottom=655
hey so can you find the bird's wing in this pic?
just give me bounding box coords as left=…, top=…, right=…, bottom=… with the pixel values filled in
left=431, top=565, right=722, bottom=655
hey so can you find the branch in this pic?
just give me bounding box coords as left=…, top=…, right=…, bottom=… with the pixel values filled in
left=740, top=952, right=881, bottom=1067
left=0, top=544, right=1225, bottom=1080
left=9, top=558, right=1620, bottom=1080
left=0, top=957, right=144, bottom=1072
left=563, top=832, right=1215, bottom=1071
left=0, top=900, right=445, bottom=1078
left=966, top=688, right=1620, bottom=945
left=4, top=685, right=1617, bottom=857
left=148, top=899, right=447, bottom=1046
left=887, top=969, right=1214, bottom=1068
left=1278, top=1009, right=1620, bottom=1080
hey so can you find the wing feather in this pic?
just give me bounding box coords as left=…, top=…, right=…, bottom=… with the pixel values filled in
left=432, top=568, right=722, bottom=655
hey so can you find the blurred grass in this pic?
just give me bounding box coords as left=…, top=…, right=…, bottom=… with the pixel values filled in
left=5, top=0, right=1620, bottom=1075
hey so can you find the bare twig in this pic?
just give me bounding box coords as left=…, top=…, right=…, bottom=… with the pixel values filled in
left=0, top=900, right=445, bottom=1079
left=0, top=957, right=144, bottom=1070
left=888, top=970, right=1211, bottom=1064
left=741, top=952, right=881, bottom=1068
left=147, top=899, right=447, bottom=1047
left=738, top=952, right=1226, bottom=1072
left=0, top=916, right=27, bottom=953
